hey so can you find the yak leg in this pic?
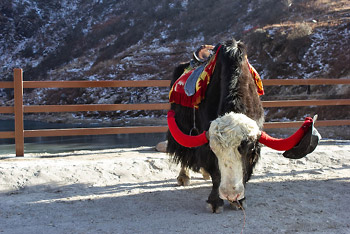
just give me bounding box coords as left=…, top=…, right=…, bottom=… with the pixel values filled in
left=200, top=168, right=210, bottom=180
left=206, top=167, right=224, bottom=213
left=177, top=166, right=190, bottom=186
left=177, top=167, right=209, bottom=186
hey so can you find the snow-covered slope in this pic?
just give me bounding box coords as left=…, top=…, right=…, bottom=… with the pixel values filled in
left=0, top=0, right=349, bottom=123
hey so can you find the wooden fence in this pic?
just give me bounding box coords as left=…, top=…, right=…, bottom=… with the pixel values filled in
left=0, top=68, right=349, bottom=156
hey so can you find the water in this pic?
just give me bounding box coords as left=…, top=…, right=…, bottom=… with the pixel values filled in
left=0, top=119, right=167, bottom=155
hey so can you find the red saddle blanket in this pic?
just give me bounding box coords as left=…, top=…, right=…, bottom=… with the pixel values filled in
left=169, top=45, right=263, bottom=108
left=169, top=45, right=221, bottom=108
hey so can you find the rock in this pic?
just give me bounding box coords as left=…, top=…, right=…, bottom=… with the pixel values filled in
left=156, top=141, right=167, bottom=152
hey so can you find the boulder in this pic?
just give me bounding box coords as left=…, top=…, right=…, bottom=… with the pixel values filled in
left=156, top=140, right=167, bottom=152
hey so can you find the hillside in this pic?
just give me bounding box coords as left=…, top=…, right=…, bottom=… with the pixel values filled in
left=0, top=0, right=349, bottom=124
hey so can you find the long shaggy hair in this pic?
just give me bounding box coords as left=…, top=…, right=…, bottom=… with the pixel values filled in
left=167, top=39, right=264, bottom=178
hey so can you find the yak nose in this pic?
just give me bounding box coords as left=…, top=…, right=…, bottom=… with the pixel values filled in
left=219, top=184, right=245, bottom=201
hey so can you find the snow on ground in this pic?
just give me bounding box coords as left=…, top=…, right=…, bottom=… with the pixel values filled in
left=0, top=139, right=349, bottom=234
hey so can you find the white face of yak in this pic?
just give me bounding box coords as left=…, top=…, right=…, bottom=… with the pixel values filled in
left=209, top=112, right=260, bottom=202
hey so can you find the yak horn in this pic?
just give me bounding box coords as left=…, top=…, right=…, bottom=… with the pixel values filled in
left=167, top=110, right=208, bottom=148
left=168, top=109, right=314, bottom=151
left=258, top=117, right=313, bottom=151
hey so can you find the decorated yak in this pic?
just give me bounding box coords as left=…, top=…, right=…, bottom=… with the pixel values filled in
left=166, top=39, right=320, bottom=213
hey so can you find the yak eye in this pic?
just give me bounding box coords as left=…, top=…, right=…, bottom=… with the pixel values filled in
left=238, top=140, right=248, bottom=155
left=238, top=140, right=255, bottom=155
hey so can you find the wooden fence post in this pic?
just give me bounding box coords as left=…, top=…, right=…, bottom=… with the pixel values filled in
left=14, top=68, right=24, bottom=157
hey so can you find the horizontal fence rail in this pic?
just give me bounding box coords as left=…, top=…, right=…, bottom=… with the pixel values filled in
left=2, top=78, right=350, bottom=89
left=23, top=126, right=169, bottom=138
left=262, top=78, right=350, bottom=86
left=0, top=68, right=349, bottom=156
left=1, top=100, right=350, bottom=114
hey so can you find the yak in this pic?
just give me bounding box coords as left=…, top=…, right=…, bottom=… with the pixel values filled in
left=166, top=39, right=320, bottom=213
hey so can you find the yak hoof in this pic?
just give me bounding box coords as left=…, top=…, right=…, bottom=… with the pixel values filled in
left=177, top=174, right=190, bottom=186
left=229, top=199, right=247, bottom=210
left=206, top=203, right=224, bottom=214
left=200, top=168, right=211, bottom=180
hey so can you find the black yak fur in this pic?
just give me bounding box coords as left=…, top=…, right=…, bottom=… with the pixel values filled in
left=166, top=39, right=264, bottom=212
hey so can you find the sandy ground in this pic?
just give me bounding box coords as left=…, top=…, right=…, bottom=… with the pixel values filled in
left=0, top=139, right=350, bottom=234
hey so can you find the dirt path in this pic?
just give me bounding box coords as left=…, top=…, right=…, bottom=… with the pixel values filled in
left=0, top=140, right=349, bottom=234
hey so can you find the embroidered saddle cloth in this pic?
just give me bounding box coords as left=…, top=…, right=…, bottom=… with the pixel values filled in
left=169, top=45, right=264, bottom=108
left=169, top=45, right=221, bottom=108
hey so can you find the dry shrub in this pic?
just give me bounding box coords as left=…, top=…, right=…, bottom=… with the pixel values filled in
left=287, top=22, right=312, bottom=40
